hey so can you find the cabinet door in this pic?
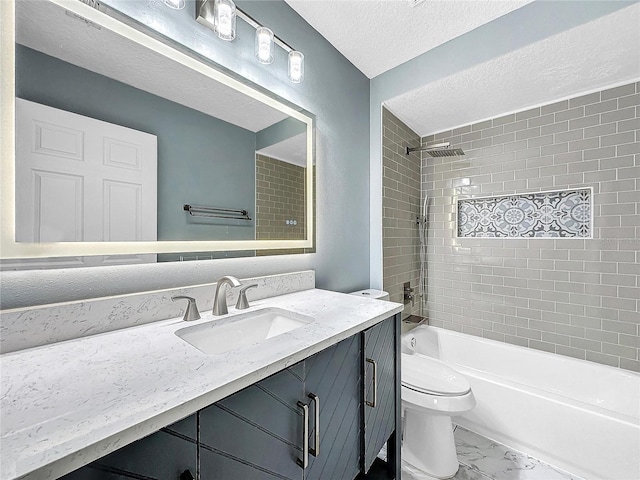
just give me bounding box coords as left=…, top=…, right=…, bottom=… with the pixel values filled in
left=59, top=415, right=197, bottom=480
left=199, top=363, right=305, bottom=480
left=303, top=335, right=361, bottom=480
left=363, top=316, right=397, bottom=472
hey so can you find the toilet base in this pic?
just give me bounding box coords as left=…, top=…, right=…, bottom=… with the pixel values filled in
left=402, top=408, right=459, bottom=479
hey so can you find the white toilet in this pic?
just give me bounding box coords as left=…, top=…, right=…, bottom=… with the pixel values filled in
left=401, top=344, right=475, bottom=478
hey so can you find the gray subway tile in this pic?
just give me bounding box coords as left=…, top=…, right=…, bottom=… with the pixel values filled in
left=525, top=134, right=553, bottom=149
left=529, top=340, right=557, bottom=353
left=555, top=129, right=584, bottom=143
left=619, top=358, right=640, bottom=373
left=601, top=106, right=635, bottom=123
left=601, top=83, right=636, bottom=100
left=472, top=119, right=493, bottom=131
left=584, top=146, right=616, bottom=161
left=617, top=142, right=640, bottom=156
left=528, top=113, right=555, bottom=128
left=617, top=117, right=640, bottom=132
left=569, top=137, right=600, bottom=152
left=516, top=127, right=541, bottom=141
left=516, top=107, right=541, bottom=121
left=601, top=131, right=635, bottom=147
left=569, top=114, right=600, bottom=130
left=555, top=106, right=585, bottom=122
left=569, top=91, right=601, bottom=108
left=602, top=342, right=637, bottom=360
left=618, top=93, right=640, bottom=108
left=602, top=320, right=636, bottom=335
left=541, top=332, right=572, bottom=346
left=583, top=123, right=616, bottom=139
left=481, top=125, right=504, bottom=138
left=503, top=120, right=528, bottom=134
left=584, top=98, right=618, bottom=115
left=493, top=113, right=516, bottom=126
left=570, top=337, right=601, bottom=352
left=556, top=345, right=586, bottom=360
left=541, top=100, right=569, bottom=115
left=541, top=121, right=569, bottom=136
left=586, top=351, right=620, bottom=368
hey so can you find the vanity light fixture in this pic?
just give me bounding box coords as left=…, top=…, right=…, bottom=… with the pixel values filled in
left=255, top=27, right=275, bottom=65
left=213, top=0, right=236, bottom=41
left=163, top=0, right=186, bottom=10
left=288, top=51, right=304, bottom=84
left=196, top=0, right=305, bottom=83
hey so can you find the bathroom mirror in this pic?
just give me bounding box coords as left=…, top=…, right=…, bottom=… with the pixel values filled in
left=0, top=0, right=315, bottom=269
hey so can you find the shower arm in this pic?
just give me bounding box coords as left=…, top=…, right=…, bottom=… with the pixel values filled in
left=406, top=142, right=450, bottom=155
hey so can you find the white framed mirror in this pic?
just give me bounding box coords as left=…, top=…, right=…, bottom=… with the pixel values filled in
left=0, top=0, right=315, bottom=269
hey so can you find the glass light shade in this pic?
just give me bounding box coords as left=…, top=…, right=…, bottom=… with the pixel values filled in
left=255, top=27, right=275, bottom=65
left=214, top=0, right=236, bottom=41
left=163, top=0, right=185, bottom=9
left=288, top=51, right=304, bottom=83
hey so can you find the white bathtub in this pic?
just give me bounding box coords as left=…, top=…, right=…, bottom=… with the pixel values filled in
left=402, top=325, right=640, bottom=480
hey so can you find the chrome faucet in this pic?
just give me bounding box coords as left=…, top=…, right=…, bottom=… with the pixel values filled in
left=212, top=275, right=242, bottom=315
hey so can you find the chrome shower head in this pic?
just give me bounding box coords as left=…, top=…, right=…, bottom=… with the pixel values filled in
left=406, top=142, right=465, bottom=157
left=424, top=148, right=465, bottom=157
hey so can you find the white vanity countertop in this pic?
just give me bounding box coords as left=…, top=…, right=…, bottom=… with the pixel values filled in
left=0, top=289, right=403, bottom=480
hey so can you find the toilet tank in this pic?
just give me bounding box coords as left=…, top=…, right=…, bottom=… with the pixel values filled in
left=350, top=289, right=390, bottom=301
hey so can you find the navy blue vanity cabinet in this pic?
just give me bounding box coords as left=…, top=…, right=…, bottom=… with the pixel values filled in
left=362, top=315, right=401, bottom=479
left=198, top=362, right=306, bottom=480
left=60, top=415, right=198, bottom=480
left=303, top=334, right=362, bottom=480
left=57, top=314, right=400, bottom=480
left=198, top=335, right=363, bottom=480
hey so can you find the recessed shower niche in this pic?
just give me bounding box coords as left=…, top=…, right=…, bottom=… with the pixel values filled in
left=457, top=188, right=592, bottom=238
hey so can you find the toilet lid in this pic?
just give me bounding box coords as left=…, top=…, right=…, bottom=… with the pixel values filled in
left=402, top=353, right=471, bottom=396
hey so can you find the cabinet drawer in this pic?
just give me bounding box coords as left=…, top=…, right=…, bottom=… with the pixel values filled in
left=60, top=427, right=196, bottom=480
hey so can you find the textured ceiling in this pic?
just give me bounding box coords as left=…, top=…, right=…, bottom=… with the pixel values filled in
left=16, top=1, right=289, bottom=133
left=385, top=3, right=640, bottom=136
left=284, top=0, right=532, bottom=78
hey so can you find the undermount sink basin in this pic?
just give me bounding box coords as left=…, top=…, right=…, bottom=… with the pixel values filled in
left=175, top=307, right=314, bottom=355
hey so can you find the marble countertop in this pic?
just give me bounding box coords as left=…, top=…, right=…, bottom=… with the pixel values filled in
left=0, top=289, right=403, bottom=480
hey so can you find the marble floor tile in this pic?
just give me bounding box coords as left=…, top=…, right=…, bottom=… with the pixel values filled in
left=454, top=426, right=583, bottom=480
left=402, top=460, right=490, bottom=480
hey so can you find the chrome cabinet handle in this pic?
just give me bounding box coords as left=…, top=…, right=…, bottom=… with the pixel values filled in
left=365, top=358, right=377, bottom=408
left=297, top=401, right=309, bottom=469
left=308, top=393, right=320, bottom=457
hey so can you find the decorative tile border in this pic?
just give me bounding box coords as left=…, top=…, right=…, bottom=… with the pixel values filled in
left=457, top=189, right=592, bottom=238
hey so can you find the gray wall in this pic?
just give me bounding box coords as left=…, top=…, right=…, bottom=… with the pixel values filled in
left=381, top=108, right=421, bottom=318
left=16, top=45, right=256, bottom=244
left=1, top=0, right=371, bottom=308
left=420, top=81, right=639, bottom=371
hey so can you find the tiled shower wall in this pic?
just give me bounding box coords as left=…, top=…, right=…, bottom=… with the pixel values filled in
left=421, top=81, right=639, bottom=371
left=255, top=154, right=306, bottom=241
left=382, top=108, right=421, bottom=318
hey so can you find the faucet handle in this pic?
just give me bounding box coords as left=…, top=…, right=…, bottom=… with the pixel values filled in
left=235, top=284, right=258, bottom=310
left=172, top=296, right=201, bottom=322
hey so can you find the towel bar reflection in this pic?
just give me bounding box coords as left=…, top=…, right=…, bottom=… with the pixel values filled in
left=183, top=204, right=252, bottom=221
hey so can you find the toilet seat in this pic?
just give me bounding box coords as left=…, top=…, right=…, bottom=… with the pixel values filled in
left=402, top=353, right=470, bottom=396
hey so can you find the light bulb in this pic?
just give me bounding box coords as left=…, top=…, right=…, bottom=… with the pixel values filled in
left=288, top=51, right=304, bottom=83
left=214, top=0, right=236, bottom=41
left=255, top=27, right=274, bottom=65
left=163, top=0, right=185, bottom=9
